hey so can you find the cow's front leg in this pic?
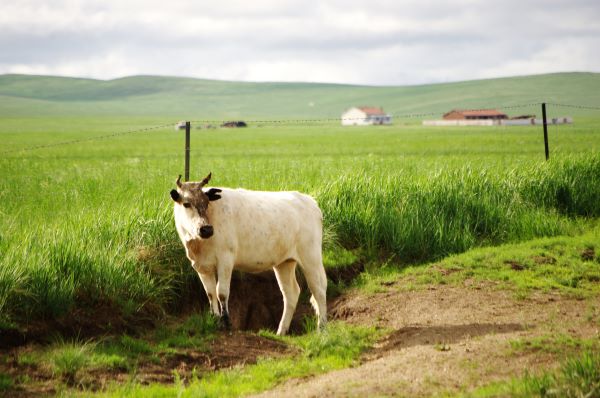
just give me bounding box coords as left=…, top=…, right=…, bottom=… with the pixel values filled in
left=216, top=259, right=234, bottom=330
left=197, top=270, right=220, bottom=316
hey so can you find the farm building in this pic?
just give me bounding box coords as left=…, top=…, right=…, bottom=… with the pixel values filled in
left=221, top=121, right=247, bottom=128
left=423, top=110, right=573, bottom=126
left=443, top=109, right=508, bottom=120
left=341, top=106, right=392, bottom=126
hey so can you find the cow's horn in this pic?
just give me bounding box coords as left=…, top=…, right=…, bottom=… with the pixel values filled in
left=176, top=175, right=182, bottom=188
left=199, top=172, right=212, bottom=188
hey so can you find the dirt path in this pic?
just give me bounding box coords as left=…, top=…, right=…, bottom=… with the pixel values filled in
left=252, top=284, right=600, bottom=397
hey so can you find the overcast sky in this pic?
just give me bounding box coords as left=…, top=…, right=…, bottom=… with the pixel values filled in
left=1, top=0, right=599, bottom=86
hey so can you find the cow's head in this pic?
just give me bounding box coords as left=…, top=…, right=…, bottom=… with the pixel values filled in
left=170, top=172, right=222, bottom=240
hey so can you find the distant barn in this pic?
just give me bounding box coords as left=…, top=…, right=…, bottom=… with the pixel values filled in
left=221, top=121, right=247, bottom=128
left=341, top=106, right=392, bottom=126
left=443, top=109, right=508, bottom=120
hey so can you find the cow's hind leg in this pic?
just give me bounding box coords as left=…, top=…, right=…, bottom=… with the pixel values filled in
left=274, top=259, right=300, bottom=336
left=298, top=252, right=327, bottom=331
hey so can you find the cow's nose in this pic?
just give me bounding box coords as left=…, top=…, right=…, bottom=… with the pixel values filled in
left=200, top=225, right=214, bottom=238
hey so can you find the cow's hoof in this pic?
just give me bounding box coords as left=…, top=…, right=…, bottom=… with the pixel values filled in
left=219, top=314, right=232, bottom=331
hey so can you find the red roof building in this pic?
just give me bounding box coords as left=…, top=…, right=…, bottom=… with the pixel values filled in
left=357, top=106, right=387, bottom=115
left=443, top=109, right=508, bottom=120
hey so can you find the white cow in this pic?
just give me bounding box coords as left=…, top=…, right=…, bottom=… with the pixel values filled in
left=170, top=173, right=327, bottom=335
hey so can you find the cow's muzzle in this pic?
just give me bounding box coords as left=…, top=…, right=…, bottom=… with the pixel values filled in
left=199, top=225, right=214, bottom=239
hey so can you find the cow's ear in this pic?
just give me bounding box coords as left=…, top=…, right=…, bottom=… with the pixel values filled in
left=170, top=189, right=180, bottom=202
left=206, top=188, right=222, bottom=201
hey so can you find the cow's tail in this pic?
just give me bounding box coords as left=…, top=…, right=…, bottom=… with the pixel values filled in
left=310, top=294, right=319, bottom=314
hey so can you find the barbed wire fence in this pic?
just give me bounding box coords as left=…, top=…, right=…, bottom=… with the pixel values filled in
left=1, top=122, right=175, bottom=155
left=2, top=102, right=599, bottom=169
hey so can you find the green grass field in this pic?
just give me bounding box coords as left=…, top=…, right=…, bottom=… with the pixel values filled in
left=1, top=72, right=600, bottom=396
left=2, top=116, right=599, bottom=331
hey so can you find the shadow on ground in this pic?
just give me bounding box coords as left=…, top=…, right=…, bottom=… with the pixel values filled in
left=375, top=323, right=526, bottom=353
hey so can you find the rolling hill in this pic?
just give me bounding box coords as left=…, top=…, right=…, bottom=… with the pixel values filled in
left=0, top=72, right=599, bottom=119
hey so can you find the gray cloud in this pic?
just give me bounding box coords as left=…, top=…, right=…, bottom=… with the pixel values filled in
left=0, top=0, right=599, bottom=85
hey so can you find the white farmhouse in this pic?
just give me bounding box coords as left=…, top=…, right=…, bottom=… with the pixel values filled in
left=174, top=121, right=187, bottom=130
left=341, top=106, right=392, bottom=126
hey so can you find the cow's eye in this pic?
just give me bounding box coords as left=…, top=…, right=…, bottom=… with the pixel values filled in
left=183, top=203, right=191, bottom=208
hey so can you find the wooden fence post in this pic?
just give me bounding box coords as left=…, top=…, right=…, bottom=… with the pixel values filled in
left=185, top=121, right=191, bottom=181
left=542, top=103, right=549, bottom=160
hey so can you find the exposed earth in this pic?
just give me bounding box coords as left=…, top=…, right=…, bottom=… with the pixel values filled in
left=253, top=283, right=600, bottom=397
left=2, top=271, right=599, bottom=397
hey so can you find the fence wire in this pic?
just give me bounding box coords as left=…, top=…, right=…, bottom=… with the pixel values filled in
left=2, top=102, right=598, bottom=155
left=1, top=122, right=174, bottom=155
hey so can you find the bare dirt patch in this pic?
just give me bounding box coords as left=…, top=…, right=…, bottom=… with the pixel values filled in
left=253, top=284, right=600, bottom=398
left=504, top=259, right=525, bottom=270
left=581, top=247, right=596, bottom=261
left=0, top=332, right=292, bottom=397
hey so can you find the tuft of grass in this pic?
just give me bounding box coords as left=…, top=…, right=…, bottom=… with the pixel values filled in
left=153, top=312, right=219, bottom=349
left=89, top=353, right=129, bottom=372
left=0, top=373, right=13, bottom=391
left=509, top=334, right=599, bottom=356
left=46, top=340, right=95, bottom=384
left=464, top=351, right=600, bottom=397
left=116, top=335, right=155, bottom=356
left=291, top=322, right=380, bottom=360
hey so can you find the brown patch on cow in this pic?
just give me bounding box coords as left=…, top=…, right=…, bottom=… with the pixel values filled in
left=581, top=247, right=596, bottom=262
left=176, top=179, right=212, bottom=218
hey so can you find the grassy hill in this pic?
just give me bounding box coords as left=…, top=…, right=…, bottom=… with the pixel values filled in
left=0, top=72, right=599, bottom=119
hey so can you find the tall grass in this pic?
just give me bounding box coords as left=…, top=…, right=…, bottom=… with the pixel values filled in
left=0, top=200, right=185, bottom=328
left=1, top=154, right=599, bottom=331
left=319, top=155, right=599, bottom=262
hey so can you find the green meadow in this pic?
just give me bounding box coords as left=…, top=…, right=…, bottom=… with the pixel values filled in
left=1, top=72, right=600, bottom=396
left=2, top=116, right=600, bottom=331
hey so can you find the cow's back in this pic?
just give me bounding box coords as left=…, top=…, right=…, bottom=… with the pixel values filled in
left=205, top=188, right=322, bottom=271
